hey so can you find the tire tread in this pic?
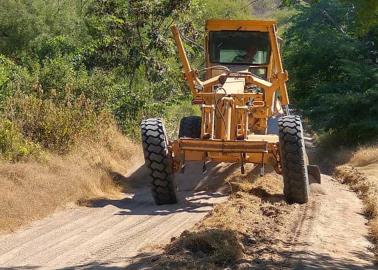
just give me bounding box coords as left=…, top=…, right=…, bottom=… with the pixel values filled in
left=141, top=118, right=177, bottom=205
left=278, top=115, right=309, bottom=204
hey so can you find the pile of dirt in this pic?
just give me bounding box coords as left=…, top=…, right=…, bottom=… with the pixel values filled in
left=0, top=127, right=140, bottom=233
left=148, top=169, right=303, bottom=270
left=334, top=145, right=378, bottom=259
left=167, top=229, right=244, bottom=266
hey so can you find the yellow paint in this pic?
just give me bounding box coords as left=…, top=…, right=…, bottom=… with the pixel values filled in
left=170, top=20, right=289, bottom=173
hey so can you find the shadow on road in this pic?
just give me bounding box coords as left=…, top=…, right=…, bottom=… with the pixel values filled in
left=0, top=262, right=127, bottom=270
left=83, top=161, right=239, bottom=217
left=4, top=245, right=374, bottom=270
left=86, top=190, right=225, bottom=217
left=250, top=186, right=285, bottom=203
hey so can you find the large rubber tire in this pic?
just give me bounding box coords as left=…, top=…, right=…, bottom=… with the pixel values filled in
left=278, top=115, right=310, bottom=204
left=179, top=116, right=201, bottom=138
left=141, top=118, right=177, bottom=205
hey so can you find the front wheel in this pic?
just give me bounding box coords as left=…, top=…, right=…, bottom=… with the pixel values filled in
left=278, top=115, right=310, bottom=204
left=141, top=118, right=177, bottom=205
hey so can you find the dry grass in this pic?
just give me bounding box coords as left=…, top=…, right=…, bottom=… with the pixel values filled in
left=0, top=125, right=141, bottom=233
left=167, top=229, right=244, bottom=267
left=349, top=145, right=378, bottom=167
left=152, top=170, right=300, bottom=269
left=335, top=144, right=378, bottom=258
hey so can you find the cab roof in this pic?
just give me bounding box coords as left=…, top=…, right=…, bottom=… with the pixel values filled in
left=206, top=19, right=277, bottom=32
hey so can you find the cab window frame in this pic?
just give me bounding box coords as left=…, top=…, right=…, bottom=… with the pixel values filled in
left=208, top=30, right=271, bottom=66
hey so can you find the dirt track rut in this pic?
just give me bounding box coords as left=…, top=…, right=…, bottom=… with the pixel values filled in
left=0, top=164, right=375, bottom=269
left=290, top=175, right=375, bottom=269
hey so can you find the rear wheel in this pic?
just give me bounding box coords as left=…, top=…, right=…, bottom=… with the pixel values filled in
left=278, top=115, right=309, bottom=204
left=141, top=118, right=177, bottom=205
left=179, top=116, right=201, bottom=138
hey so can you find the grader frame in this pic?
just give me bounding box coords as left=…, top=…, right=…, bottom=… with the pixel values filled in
left=141, top=20, right=320, bottom=206
left=170, top=20, right=288, bottom=173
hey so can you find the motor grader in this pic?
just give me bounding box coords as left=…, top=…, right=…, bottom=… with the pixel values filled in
left=141, top=20, right=320, bottom=205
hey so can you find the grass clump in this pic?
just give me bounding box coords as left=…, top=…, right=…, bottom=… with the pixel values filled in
left=168, top=229, right=244, bottom=266
left=349, top=145, right=378, bottom=167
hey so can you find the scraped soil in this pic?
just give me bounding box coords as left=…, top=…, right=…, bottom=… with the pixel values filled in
left=0, top=161, right=375, bottom=269
left=126, top=171, right=375, bottom=270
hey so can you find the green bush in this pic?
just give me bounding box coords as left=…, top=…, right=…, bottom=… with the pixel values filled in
left=4, top=92, right=110, bottom=153
left=32, top=35, right=78, bottom=61
left=38, top=57, right=76, bottom=96
left=0, top=119, right=40, bottom=161
left=0, top=55, right=36, bottom=103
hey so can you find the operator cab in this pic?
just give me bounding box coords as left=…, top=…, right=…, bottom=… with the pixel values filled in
left=208, top=31, right=271, bottom=79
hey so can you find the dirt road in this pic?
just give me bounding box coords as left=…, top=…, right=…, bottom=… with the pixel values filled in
left=290, top=175, right=375, bottom=269
left=0, top=163, right=375, bottom=269
left=0, top=162, right=229, bottom=269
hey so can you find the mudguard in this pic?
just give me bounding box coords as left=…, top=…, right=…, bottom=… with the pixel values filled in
left=307, top=165, right=321, bottom=184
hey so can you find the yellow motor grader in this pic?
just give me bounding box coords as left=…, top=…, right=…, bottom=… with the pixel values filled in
left=141, top=20, right=320, bottom=205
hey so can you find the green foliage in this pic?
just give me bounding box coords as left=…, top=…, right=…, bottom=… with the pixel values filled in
left=250, top=2, right=299, bottom=34
left=202, top=0, right=251, bottom=19
left=39, top=57, right=76, bottom=95
left=5, top=0, right=372, bottom=154
left=33, top=35, right=79, bottom=61
left=340, top=0, right=378, bottom=34
left=284, top=0, right=378, bottom=145
left=164, top=100, right=201, bottom=139
left=282, top=0, right=378, bottom=34
left=0, top=0, right=89, bottom=56
left=0, top=119, right=40, bottom=161
left=4, top=92, right=110, bottom=153
left=0, top=0, right=375, bottom=155
left=83, top=0, right=201, bottom=99
left=0, top=55, right=35, bottom=102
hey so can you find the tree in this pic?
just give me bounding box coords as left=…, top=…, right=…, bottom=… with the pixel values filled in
left=0, top=0, right=89, bottom=58
left=284, top=0, right=378, bottom=144
left=341, top=0, right=378, bottom=34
